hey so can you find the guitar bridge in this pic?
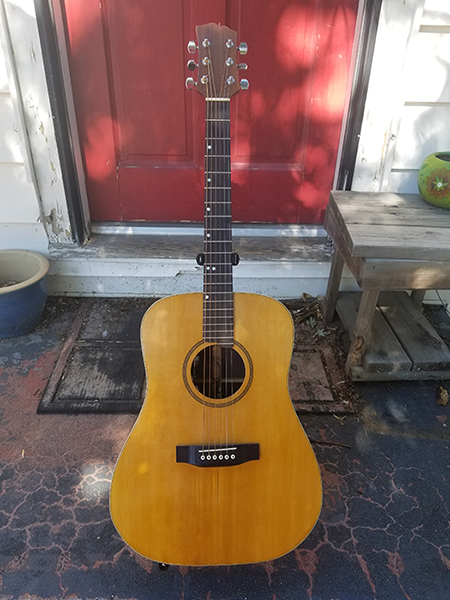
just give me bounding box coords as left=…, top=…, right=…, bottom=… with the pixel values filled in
left=176, top=443, right=259, bottom=467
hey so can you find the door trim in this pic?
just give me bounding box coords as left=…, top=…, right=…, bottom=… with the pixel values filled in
left=35, top=0, right=91, bottom=244
left=335, top=0, right=383, bottom=191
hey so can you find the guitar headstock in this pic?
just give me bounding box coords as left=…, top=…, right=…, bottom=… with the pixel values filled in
left=186, top=23, right=248, bottom=99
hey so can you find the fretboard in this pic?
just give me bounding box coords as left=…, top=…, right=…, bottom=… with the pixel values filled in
left=203, top=99, right=233, bottom=347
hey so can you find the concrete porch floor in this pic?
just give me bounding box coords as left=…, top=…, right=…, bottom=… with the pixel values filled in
left=0, top=297, right=449, bottom=600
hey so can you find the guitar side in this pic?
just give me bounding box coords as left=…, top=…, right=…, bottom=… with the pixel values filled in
left=110, top=292, right=322, bottom=566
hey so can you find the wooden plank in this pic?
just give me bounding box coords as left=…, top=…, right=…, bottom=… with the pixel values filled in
left=326, top=199, right=450, bottom=261
left=322, top=249, right=344, bottom=323
left=343, top=224, right=450, bottom=261
left=324, top=206, right=450, bottom=289
left=337, top=205, right=450, bottom=228
left=379, top=291, right=450, bottom=371
left=330, top=191, right=426, bottom=211
left=336, top=292, right=412, bottom=374
left=345, top=289, right=380, bottom=375
left=410, top=289, right=427, bottom=307
left=350, top=366, right=450, bottom=382
left=358, top=258, right=450, bottom=290
left=323, top=206, right=365, bottom=283
left=330, top=191, right=450, bottom=227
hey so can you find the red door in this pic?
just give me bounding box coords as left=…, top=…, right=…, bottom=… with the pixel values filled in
left=61, top=0, right=358, bottom=224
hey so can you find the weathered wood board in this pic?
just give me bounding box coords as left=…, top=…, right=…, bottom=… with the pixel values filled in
left=378, top=292, right=450, bottom=371
left=328, top=191, right=450, bottom=261
left=337, top=292, right=450, bottom=380
left=336, top=293, right=412, bottom=374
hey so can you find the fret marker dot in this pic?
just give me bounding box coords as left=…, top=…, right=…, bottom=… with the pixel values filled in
left=207, top=207, right=211, bottom=212
left=207, top=233, right=210, bottom=238
left=205, top=295, right=209, bottom=300
left=207, top=145, right=212, bottom=150
left=212, top=267, right=216, bottom=271
left=207, top=178, right=211, bottom=182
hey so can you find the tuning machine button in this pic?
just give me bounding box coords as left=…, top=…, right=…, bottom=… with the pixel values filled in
left=238, top=42, right=248, bottom=55
left=187, top=41, right=197, bottom=54
left=187, top=60, right=198, bottom=71
left=185, top=77, right=196, bottom=91
left=237, top=63, right=248, bottom=70
left=240, top=79, right=250, bottom=91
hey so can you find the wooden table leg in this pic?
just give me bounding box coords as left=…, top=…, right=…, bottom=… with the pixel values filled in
left=322, top=248, right=344, bottom=323
left=411, top=289, right=426, bottom=307
left=345, top=289, right=380, bottom=376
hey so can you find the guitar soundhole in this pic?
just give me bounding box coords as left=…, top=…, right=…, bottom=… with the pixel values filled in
left=184, top=340, right=253, bottom=407
left=191, top=345, right=245, bottom=400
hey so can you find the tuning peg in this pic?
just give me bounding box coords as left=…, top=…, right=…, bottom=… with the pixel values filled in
left=185, top=77, right=196, bottom=91
left=240, top=79, right=250, bottom=91
left=187, top=41, right=197, bottom=54
left=237, top=63, right=248, bottom=70
left=238, top=42, right=248, bottom=55
left=187, top=60, right=198, bottom=71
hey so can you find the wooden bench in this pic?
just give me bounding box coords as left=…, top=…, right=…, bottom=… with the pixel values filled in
left=322, top=191, right=450, bottom=381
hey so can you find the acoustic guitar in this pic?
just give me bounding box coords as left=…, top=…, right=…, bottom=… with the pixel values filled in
left=110, top=23, right=322, bottom=566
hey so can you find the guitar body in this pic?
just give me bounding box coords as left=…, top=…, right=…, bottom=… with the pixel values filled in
left=110, top=292, right=322, bottom=566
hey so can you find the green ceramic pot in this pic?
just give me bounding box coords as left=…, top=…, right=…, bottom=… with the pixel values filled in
left=417, top=152, right=450, bottom=209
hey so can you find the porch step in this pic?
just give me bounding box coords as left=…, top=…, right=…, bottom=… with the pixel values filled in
left=47, top=229, right=347, bottom=299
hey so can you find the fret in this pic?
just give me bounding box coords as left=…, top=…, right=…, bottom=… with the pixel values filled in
left=204, top=228, right=233, bottom=232
left=204, top=285, right=234, bottom=289
left=204, top=331, right=234, bottom=336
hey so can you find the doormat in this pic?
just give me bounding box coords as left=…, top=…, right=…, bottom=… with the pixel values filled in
left=37, top=298, right=355, bottom=414
left=37, top=298, right=151, bottom=414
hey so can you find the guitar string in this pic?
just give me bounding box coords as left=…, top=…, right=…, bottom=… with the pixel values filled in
left=203, top=51, right=212, bottom=458
left=202, top=36, right=236, bottom=459
left=220, top=45, right=233, bottom=456
left=214, top=47, right=223, bottom=458
left=212, top=76, right=218, bottom=457
left=220, top=55, right=227, bottom=456
left=212, top=41, right=227, bottom=457
left=207, top=45, right=216, bottom=458
left=222, top=52, right=231, bottom=454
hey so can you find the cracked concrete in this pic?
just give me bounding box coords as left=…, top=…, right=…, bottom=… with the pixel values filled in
left=0, top=298, right=449, bottom=599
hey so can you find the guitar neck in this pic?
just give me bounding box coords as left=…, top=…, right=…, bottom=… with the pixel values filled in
left=203, top=99, right=234, bottom=347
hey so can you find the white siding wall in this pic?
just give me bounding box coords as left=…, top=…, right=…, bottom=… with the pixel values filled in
left=390, top=0, right=450, bottom=191
left=353, top=0, right=450, bottom=193
left=0, top=0, right=72, bottom=253
left=0, top=5, right=47, bottom=252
